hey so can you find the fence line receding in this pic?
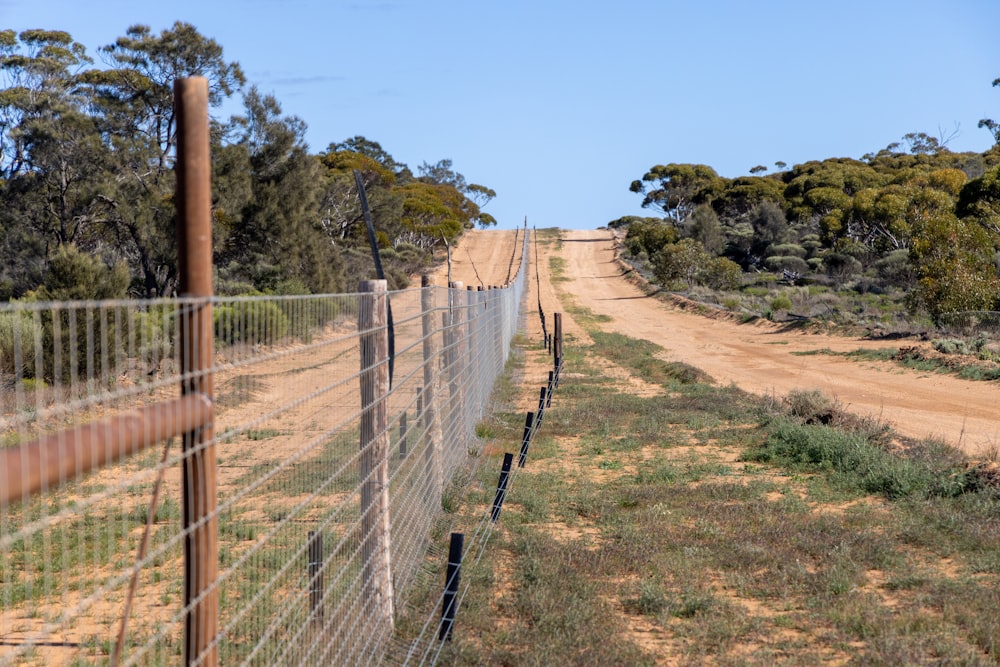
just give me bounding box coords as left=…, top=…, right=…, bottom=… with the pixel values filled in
left=0, top=80, right=530, bottom=665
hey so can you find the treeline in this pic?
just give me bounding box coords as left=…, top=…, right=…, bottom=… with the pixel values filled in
left=0, top=24, right=496, bottom=302
left=618, top=121, right=1000, bottom=321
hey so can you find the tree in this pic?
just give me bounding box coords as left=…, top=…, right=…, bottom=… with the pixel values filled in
left=909, top=213, right=1000, bottom=320
left=418, top=158, right=496, bottom=228
left=465, top=183, right=497, bottom=227
left=652, top=238, right=712, bottom=289
left=418, top=158, right=466, bottom=190
left=328, top=135, right=409, bottom=175
left=748, top=200, right=790, bottom=264
left=978, top=77, right=1000, bottom=144
left=783, top=158, right=883, bottom=231
left=397, top=180, right=473, bottom=248
left=318, top=139, right=402, bottom=245
left=688, top=204, right=725, bottom=255
left=902, top=132, right=943, bottom=156
left=78, top=22, right=245, bottom=297
left=630, top=163, right=721, bottom=221
left=624, top=219, right=679, bottom=258
left=712, top=175, right=785, bottom=222
left=956, top=164, right=1000, bottom=236
left=217, top=87, right=341, bottom=294
left=0, top=30, right=120, bottom=295
left=0, top=29, right=94, bottom=178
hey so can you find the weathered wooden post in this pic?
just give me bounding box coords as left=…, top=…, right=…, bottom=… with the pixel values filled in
left=359, top=279, right=395, bottom=632
left=493, top=287, right=504, bottom=373
left=449, top=282, right=465, bottom=444
left=420, top=275, right=443, bottom=500
left=175, top=76, right=219, bottom=667
left=467, top=286, right=478, bottom=423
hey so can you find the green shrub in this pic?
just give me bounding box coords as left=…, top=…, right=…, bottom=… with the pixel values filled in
left=125, top=305, right=173, bottom=366
left=765, top=255, right=810, bottom=275
left=932, top=338, right=970, bottom=356
left=0, top=310, right=36, bottom=379
left=704, top=257, right=743, bottom=290
left=214, top=299, right=291, bottom=346
left=770, top=294, right=793, bottom=313
left=279, top=298, right=340, bottom=341
left=747, top=420, right=969, bottom=500
left=767, top=243, right=807, bottom=259
left=721, top=296, right=742, bottom=311
left=784, top=389, right=836, bottom=421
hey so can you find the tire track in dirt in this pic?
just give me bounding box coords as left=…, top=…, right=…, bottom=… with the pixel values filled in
left=556, top=228, right=1000, bottom=456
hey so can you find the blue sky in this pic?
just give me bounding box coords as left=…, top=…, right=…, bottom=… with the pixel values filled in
left=4, top=0, right=1000, bottom=230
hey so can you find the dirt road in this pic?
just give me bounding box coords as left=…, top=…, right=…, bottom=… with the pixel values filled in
left=431, top=227, right=523, bottom=288
left=451, top=228, right=1000, bottom=456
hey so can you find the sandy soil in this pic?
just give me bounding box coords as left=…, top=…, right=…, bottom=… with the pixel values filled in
left=451, top=227, right=1000, bottom=456
left=431, top=227, right=523, bottom=289
left=559, top=228, right=1000, bottom=456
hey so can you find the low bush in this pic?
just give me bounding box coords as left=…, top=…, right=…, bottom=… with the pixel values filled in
left=0, top=310, right=35, bottom=380
left=214, top=298, right=291, bottom=346
left=746, top=419, right=970, bottom=500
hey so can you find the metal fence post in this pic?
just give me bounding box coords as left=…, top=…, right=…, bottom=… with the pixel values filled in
left=175, top=76, right=219, bottom=667
left=518, top=412, right=535, bottom=468
left=491, top=453, right=514, bottom=522
left=439, top=532, right=464, bottom=641
left=553, top=312, right=564, bottom=386
left=308, top=530, right=324, bottom=624
left=359, top=279, right=395, bottom=633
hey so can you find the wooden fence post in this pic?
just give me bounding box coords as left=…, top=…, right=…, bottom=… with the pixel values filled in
left=493, top=287, right=503, bottom=374
left=359, top=279, right=395, bottom=633
left=467, top=286, right=477, bottom=425
left=420, top=275, right=443, bottom=500
left=448, top=282, right=464, bottom=448
left=175, top=76, right=219, bottom=667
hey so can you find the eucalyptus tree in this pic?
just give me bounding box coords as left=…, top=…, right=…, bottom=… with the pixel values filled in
left=418, top=158, right=497, bottom=228
left=978, top=77, right=1000, bottom=145
left=318, top=137, right=404, bottom=246
left=0, top=29, right=108, bottom=296
left=217, top=87, right=342, bottom=294
left=77, top=22, right=245, bottom=297
left=629, top=163, right=722, bottom=222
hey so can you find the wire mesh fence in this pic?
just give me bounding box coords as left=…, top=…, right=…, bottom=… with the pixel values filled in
left=936, top=311, right=1000, bottom=335
left=1, top=235, right=528, bottom=665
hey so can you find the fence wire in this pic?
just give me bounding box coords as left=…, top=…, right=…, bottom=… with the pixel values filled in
left=1, top=234, right=528, bottom=666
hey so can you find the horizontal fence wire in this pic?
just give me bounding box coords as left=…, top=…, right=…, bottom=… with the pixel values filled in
left=0, top=233, right=529, bottom=666
left=936, top=310, right=1000, bottom=334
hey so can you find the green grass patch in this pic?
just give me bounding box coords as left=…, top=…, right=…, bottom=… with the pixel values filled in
left=589, top=330, right=711, bottom=386
left=427, top=317, right=1000, bottom=664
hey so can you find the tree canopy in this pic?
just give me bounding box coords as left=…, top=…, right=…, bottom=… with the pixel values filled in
left=0, top=25, right=497, bottom=300
left=623, top=80, right=1000, bottom=318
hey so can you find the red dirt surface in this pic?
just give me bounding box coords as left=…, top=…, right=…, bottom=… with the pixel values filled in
left=452, top=228, right=1000, bottom=457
